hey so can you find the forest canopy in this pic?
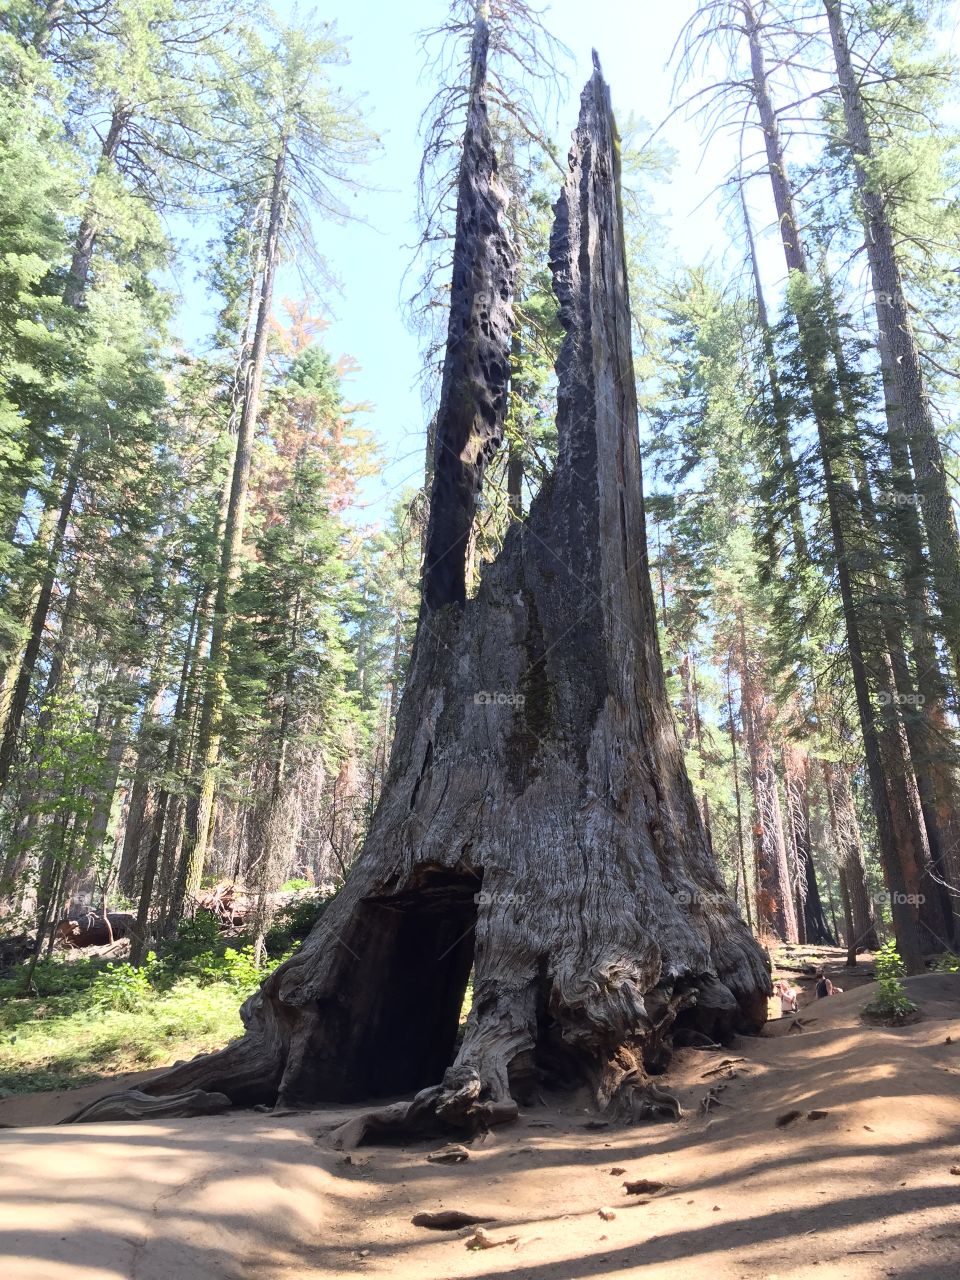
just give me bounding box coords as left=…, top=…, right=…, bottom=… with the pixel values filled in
left=0, top=0, right=958, bottom=993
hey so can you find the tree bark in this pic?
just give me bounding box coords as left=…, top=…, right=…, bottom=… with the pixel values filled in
left=421, top=13, right=517, bottom=610
left=743, top=0, right=924, bottom=969
left=821, top=758, right=878, bottom=955
left=823, top=271, right=956, bottom=946
left=782, top=741, right=834, bottom=944
left=172, top=139, right=289, bottom=918
left=725, top=657, right=753, bottom=933
left=0, top=99, right=130, bottom=799
left=121, top=62, right=769, bottom=1128
left=824, top=0, right=960, bottom=685
left=736, top=615, right=798, bottom=941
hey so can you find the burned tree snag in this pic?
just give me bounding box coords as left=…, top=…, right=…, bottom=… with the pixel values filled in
left=102, top=60, right=769, bottom=1136
left=421, top=11, right=517, bottom=610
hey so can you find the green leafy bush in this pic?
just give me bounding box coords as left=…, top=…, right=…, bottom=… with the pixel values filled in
left=863, top=941, right=918, bottom=1024
left=162, top=912, right=221, bottom=968
left=264, top=889, right=332, bottom=956
left=88, top=958, right=156, bottom=1012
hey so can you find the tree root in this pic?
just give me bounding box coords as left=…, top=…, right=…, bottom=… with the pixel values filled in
left=61, top=1087, right=232, bottom=1124
left=325, top=1065, right=519, bottom=1150
left=610, top=1073, right=683, bottom=1123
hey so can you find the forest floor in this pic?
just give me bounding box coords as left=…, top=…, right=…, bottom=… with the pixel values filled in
left=1, top=957, right=959, bottom=1279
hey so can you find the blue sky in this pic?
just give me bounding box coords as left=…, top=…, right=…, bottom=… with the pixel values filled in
left=314, top=0, right=761, bottom=517
left=171, top=0, right=791, bottom=520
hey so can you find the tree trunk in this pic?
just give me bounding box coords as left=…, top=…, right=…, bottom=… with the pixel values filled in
left=736, top=616, right=798, bottom=941
left=824, top=0, right=960, bottom=685
left=172, top=141, right=289, bottom=917
left=782, top=742, right=834, bottom=944
left=743, top=200, right=835, bottom=944
left=824, top=270, right=956, bottom=947
left=130, top=593, right=205, bottom=964
left=0, top=99, right=130, bottom=799
left=725, top=657, right=753, bottom=933
left=116, top=689, right=167, bottom=902
left=741, top=191, right=809, bottom=566
left=122, top=61, right=769, bottom=1130
left=821, top=759, right=878, bottom=955
left=421, top=14, right=516, bottom=611
left=743, top=0, right=923, bottom=969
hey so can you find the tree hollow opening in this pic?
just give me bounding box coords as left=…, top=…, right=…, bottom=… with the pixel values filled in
left=339, top=866, right=481, bottom=1100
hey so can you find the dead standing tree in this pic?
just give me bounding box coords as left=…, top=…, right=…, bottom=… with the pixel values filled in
left=96, top=51, right=769, bottom=1137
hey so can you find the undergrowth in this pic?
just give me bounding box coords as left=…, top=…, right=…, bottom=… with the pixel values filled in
left=862, top=941, right=918, bottom=1025
left=0, top=890, right=331, bottom=1096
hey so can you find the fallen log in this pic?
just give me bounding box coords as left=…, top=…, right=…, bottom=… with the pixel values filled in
left=55, top=911, right=136, bottom=949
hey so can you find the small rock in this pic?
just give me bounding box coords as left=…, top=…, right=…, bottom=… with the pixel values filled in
left=623, top=1179, right=665, bottom=1195
left=775, top=1109, right=803, bottom=1128
left=598, top=1207, right=616, bottom=1221
left=412, top=1210, right=492, bottom=1230
left=426, top=1143, right=470, bottom=1164
left=807, top=1110, right=829, bottom=1121
left=464, top=1227, right=518, bottom=1251
left=609, top=1166, right=627, bottom=1176
left=950, top=1166, right=960, bottom=1176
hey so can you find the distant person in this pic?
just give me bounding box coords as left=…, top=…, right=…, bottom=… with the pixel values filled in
left=775, top=978, right=798, bottom=1015
left=815, top=970, right=843, bottom=998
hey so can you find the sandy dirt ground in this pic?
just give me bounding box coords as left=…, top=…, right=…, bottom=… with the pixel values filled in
left=1, top=968, right=959, bottom=1280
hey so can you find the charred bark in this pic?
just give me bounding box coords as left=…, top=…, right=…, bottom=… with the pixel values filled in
left=111, top=61, right=768, bottom=1134
left=421, top=14, right=517, bottom=610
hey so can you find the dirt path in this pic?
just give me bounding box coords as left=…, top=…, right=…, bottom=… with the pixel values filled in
left=1, top=972, right=959, bottom=1279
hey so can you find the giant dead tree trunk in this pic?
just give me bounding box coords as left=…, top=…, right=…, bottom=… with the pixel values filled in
left=109, top=58, right=768, bottom=1134
left=421, top=15, right=516, bottom=611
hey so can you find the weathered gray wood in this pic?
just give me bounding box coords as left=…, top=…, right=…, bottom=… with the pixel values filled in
left=87, top=60, right=770, bottom=1135
left=421, top=12, right=516, bottom=610
left=61, top=1088, right=231, bottom=1124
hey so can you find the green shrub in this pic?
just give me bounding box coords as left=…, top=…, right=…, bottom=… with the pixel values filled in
left=863, top=941, right=918, bottom=1024
left=280, top=877, right=313, bottom=892
left=931, top=952, right=959, bottom=973
left=162, top=912, right=221, bottom=967
left=88, top=958, right=156, bottom=1012
left=0, top=956, right=97, bottom=1004
left=264, top=889, right=332, bottom=956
